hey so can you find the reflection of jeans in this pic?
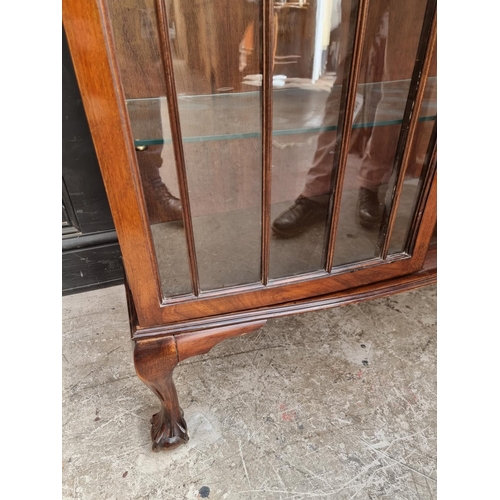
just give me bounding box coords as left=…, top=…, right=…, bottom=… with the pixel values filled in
left=301, top=0, right=428, bottom=198
left=301, top=81, right=405, bottom=198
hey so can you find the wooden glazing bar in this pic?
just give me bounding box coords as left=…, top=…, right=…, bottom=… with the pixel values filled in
left=408, top=169, right=437, bottom=272
left=379, top=0, right=437, bottom=260
left=405, top=121, right=437, bottom=255
left=325, top=0, right=370, bottom=273
left=261, top=0, right=274, bottom=286
left=155, top=0, right=200, bottom=296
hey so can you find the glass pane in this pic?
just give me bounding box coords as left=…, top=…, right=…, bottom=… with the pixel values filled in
left=166, top=0, right=263, bottom=291
left=107, top=0, right=192, bottom=297
left=388, top=42, right=437, bottom=254
left=332, top=0, right=430, bottom=267
left=269, top=0, right=358, bottom=279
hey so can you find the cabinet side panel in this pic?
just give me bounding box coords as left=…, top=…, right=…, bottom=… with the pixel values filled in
left=63, top=0, right=163, bottom=326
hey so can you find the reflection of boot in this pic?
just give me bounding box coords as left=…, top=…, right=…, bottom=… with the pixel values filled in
left=357, top=187, right=383, bottom=229
left=150, top=176, right=183, bottom=224
left=138, top=145, right=183, bottom=225
left=272, top=195, right=329, bottom=238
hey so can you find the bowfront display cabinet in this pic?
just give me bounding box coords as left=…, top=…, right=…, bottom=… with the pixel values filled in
left=63, top=0, right=437, bottom=451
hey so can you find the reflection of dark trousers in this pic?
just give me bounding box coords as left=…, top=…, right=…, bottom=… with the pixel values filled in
left=301, top=0, right=426, bottom=198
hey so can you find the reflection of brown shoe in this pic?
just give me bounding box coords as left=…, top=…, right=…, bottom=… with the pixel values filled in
left=356, top=187, right=383, bottom=229
left=151, top=177, right=183, bottom=223
left=138, top=145, right=184, bottom=225
left=272, top=195, right=329, bottom=238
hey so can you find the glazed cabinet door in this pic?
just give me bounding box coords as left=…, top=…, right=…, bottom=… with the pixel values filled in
left=63, top=0, right=436, bottom=328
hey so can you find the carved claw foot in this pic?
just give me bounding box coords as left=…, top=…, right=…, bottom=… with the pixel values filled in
left=134, top=336, right=189, bottom=452
left=134, top=322, right=266, bottom=452
left=150, top=408, right=189, bottom=451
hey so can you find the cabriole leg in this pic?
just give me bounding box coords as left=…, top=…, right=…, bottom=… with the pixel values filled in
left=133, top=320, right=267, bottom=451
left=134, top=336, right=188, bottom=451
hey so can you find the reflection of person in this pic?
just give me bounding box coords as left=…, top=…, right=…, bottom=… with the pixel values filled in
left=272, top=0, right=428, bottom=237
left=109, top=0, right=183, bottom=225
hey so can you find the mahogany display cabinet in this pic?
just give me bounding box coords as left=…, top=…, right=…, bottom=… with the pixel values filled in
left=63, top=0, right=437, bottom=451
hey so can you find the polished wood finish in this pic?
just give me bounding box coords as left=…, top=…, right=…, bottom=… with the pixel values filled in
left=380, top=0, right=437, bottom=259
left=65, top=0, right=437, bottom=327
left=65, top=0, right=437, bottom=451
left=134, top=320, right=266, bottom=450
left=63, top=0, right=163, bottom=326
left=261, top=0, right=274, bottom=286
left=325, top=0, right=370, bottom=272
left=132, top=251, right=435, bottom=340
left=406, top=126, right=437, bottom=255
left=156, top=255, right=417, bottom=324
left=176, top=321, right=267, bottom=362
left=154, top=0, right=200, bottom=296
left=134, top=335, right=188, bottom=451
left=407, top=169, right=437, bottom=272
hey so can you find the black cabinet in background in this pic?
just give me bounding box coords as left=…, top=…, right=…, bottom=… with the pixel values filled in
left=62, top=27, right=124, bottom=295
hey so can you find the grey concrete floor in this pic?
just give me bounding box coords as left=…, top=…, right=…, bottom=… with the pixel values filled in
left=62, top=284, right=436, bottom=500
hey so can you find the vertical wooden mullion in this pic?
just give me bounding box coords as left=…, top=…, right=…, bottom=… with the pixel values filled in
left=380, top=0, right=437, bottom=259
left=261, top=0, right=274, bottom=286
left=155, top=0, right=200, bottom=296
left=407, top=169, right=437, bottom=273
left=325, top=0, right=371, bottom=272
left=405, top=122, right=437, bottom=255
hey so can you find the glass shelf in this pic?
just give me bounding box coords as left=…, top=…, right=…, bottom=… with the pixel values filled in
left=127, top=78, right=436, bottom=147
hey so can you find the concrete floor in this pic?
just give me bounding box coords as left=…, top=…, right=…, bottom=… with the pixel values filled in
left=62, top=284, right=436, bottom=500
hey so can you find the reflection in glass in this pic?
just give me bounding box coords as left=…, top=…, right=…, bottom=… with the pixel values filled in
left=388, top=41, right=437, bottom=254
left=107, top=0, right=435, bottom=295
left=166, top=0, right=263, bottom=291
left=107, top=0, right=192, bottom=297
left=331, top=0, right=428, bottom=267
left=266, top=0, right=432, bottom=274
left=270, top=0, right=357, bottom=279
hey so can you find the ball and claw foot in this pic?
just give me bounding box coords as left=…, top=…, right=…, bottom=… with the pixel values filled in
left=150, top=408, right=189, bottom=452
left=134, top=323, right=266, bottom=452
